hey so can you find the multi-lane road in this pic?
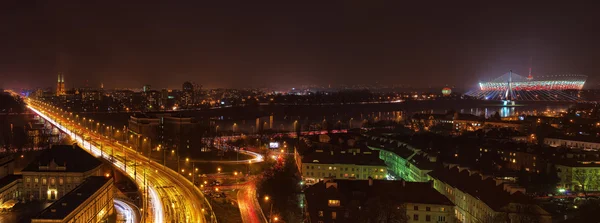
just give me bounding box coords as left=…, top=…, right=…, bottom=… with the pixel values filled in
left=27, top=99, right=216, bottom=223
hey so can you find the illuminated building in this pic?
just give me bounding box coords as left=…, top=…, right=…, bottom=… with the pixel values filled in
left=21, top=145, right=103, bottom=201
left=0, top=155, right=20, bottom=210
left=429, top=166, right=551, bottom=223
left=182, top=81, right=194, bottom=106
left=556, top=160, right=600, bottom=192
left=442, top=87, right=452, bottom=96
left=544, top=136, right=600, bottom=151
left=56, top=72, right=65, bottom=96
left=31, top=176, right=114, bottom=223
left=466, top=71, right=586, bottom=101
left=366, top=136, right=437, bottom=182
left=301, top=149, right=387, bottom=185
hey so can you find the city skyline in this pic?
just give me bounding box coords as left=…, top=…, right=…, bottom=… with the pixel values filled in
left=3, top=2, right=600, bottom=223
left=2, top=2, right=599, bottom=89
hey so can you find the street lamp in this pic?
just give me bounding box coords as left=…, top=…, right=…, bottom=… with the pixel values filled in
left=264, top=195, right=274, bottom=223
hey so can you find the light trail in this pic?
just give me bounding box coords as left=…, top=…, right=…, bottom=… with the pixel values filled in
left=27, top=101, right=215, bottom=223
left=115, top=199, right=138, bottom=223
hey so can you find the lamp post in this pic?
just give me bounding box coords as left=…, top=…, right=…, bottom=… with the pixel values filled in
left=192, top=162, right=196, bottom=185
left=264, top=195, right=273, bottom=223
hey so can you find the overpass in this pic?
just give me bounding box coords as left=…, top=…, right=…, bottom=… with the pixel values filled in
left=27, top=99, right=216, bottom=223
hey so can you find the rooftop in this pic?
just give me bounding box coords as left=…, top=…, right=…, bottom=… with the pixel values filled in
left=304, top=179, right=453, bottom=215
left=366, top=137, right=437, bottom=170
left=0, top=175, right=21, bottom=189
left=33, top=176, right=111, bottom=220
left=546, top=134, right=600, bottom=144
left=301, top=147, right=385, bottom=166
left=428, top=166, right=535, bottom=211
left=22, top=145, right=103, bottom=173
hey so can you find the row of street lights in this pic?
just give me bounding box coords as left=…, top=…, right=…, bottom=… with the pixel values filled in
left=33, top=100, right=156, bottom=222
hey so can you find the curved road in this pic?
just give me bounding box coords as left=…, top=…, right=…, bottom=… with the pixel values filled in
left=28, top=100, right=216, bottom=223
left=115, top=198, right=139, bottom=223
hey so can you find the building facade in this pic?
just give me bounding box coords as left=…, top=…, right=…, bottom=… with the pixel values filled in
left=304, top=179, right=455, bottom=223
left=366, top=135, right=436, bottom=182
left=301, top=150, right=387, bottom=185
left=544, top=137, right=600, bottom=151
left=429, top=166, right=551, bottom=223
left=556, top=161, right=600, bottom=192
left=21, top=145, right=103, bottom=201
left=160, top=115, right=204, bottom=155
left=31, top=176, right=114, bottom=223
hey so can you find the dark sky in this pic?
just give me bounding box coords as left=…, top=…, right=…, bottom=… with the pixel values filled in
left=1, top=1, right=598, bottom=90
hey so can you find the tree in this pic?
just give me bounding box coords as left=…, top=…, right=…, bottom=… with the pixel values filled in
left=573, top=169, right=595, bottom=197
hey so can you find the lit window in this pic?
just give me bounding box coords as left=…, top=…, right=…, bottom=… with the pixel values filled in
left=328, top=200, right=340, bottom=207
left=318, top=211, right=324, bottom=217
left=331, top=212, right=337, bottom=220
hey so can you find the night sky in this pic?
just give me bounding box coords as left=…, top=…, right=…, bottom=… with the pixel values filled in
left=1, top=2, right=598, bottom=90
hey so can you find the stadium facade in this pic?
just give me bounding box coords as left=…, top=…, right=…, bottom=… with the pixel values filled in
left=466, top=71, right=587, bottom=101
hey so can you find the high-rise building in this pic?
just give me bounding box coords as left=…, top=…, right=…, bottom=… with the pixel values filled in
left=182, top=81, right=194, bottom=106
left=56, top=72, right=66, bottom=96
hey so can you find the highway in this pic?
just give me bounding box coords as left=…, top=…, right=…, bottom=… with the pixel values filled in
left=27, top=99, right=216, bottom=223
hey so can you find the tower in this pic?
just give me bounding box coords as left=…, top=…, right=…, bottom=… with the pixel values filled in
left=527, top=57, right=533, bottom=80
left=56, top=72, right=65, bottom=96
left=503, top=70, right=516, bottom=106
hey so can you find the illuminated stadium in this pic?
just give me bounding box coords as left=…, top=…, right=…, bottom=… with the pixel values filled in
left=465, top=71, right=587, bottom=102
